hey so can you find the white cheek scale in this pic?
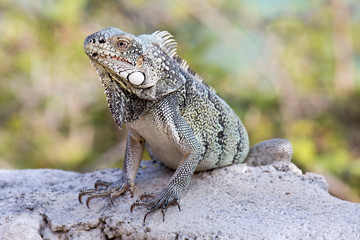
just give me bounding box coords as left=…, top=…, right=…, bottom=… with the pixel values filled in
left=119, top=71, right=145, bottom=86
left=128, top=71, right=145, bottom=85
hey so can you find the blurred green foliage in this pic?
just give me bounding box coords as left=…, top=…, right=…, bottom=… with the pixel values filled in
left=1, top=0, right=359, bottom=202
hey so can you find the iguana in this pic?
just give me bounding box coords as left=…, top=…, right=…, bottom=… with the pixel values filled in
left=79, top=27, right=293, bottom=223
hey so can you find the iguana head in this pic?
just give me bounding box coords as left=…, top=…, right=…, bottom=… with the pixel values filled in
left=84, top=27, right=187, bottom=100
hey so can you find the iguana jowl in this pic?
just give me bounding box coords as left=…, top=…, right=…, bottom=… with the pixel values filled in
left=79, top=27, right=293, bottom=223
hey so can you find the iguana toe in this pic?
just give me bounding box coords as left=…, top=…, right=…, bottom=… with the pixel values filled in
left=78, top=179, right=131, bottom=208
left=130, top=190, right=181, bottom=224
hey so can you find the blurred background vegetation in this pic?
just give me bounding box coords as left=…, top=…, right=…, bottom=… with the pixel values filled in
left=1, top=0, right=360, bottom=202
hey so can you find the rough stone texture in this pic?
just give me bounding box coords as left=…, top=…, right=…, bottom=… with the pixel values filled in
left=0, top=161, right=359, bottom=240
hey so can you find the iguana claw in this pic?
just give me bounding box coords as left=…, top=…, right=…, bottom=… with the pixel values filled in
left=130, top=191, right=181, bottom=224
left=78, top=179, right=132, bottom=208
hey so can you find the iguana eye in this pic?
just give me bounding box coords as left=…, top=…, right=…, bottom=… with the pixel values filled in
left=117, top=40, right=129, bottom=49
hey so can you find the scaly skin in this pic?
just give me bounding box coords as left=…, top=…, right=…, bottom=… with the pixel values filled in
left=78, top=27, right=293, bottom=224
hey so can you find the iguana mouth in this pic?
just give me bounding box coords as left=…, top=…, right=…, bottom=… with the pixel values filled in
left=90, top=52, right=134, bottom=67
left=110, top=55, right=133, bottom=65
left=88, top=53, right=146, bottom=88
left=87, top=50, right=134, bottom=67
left=88, top=57, right=126, bottom=88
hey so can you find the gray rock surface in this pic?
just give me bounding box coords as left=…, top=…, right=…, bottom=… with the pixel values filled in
left=0, top=161, right=359, bottom=240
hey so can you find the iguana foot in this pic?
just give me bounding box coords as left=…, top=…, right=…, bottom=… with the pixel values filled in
left=130, top=190, right=181, bottom=224
left=78, top=178, right=133, bottom=208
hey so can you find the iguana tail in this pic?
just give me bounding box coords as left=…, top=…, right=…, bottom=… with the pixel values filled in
left=244, top=138, right=293, bottom=166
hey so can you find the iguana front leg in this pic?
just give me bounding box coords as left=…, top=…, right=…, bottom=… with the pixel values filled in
left=130, top=97, right=203, bottom=223
left=78, top=132, right=144, bottom=207
left=131, top=152, right=201, bottom=223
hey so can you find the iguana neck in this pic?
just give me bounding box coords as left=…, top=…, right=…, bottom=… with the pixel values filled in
left=105, top=74, right=155, bottom=128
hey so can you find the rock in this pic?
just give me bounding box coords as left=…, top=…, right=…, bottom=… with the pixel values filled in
left=0, top=161, right=359, bottom=240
